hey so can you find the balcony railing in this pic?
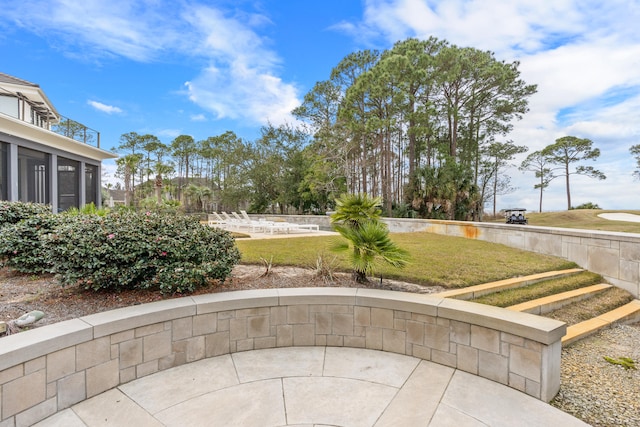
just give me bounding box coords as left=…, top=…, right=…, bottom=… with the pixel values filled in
left=50, top=115, right=101, bottom=148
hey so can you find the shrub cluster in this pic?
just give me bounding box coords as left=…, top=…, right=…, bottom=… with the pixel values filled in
left=0, top=201, right=52, bottom=227
left=0, top=202, right=240, bottom=294
left=0, top=213, right=63, bottom=274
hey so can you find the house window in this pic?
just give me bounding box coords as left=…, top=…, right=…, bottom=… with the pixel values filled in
left=0, top=142, right=7, bottom=200
left=85, top=164, right=98, bottom=206
left=58, top=157, right=79, bottom=211
left=0, top=95, right=18, bottom=119
left=18, top=147, right=49, bottom=204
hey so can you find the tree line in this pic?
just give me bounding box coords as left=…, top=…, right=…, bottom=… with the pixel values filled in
left=111, top=36, right=624, bottom=217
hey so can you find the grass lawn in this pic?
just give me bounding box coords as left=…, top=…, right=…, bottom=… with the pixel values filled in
left=235, top=232, right=576, bottom=288
left=494, top=209, right=640, bottom=233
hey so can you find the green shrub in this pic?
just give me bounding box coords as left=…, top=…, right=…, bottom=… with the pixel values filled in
left=45, top=212, right=240, bottom=293
left=0, top=213, right=62, bottom=274
left=0, top=201, right=52, bottom=228
left=137, top=197, right=183, bottom=215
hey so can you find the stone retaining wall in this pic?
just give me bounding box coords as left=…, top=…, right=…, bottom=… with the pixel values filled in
left=0, top=288, right=565, bottom=426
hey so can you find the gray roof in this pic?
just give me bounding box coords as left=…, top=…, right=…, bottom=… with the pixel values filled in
left=0, top=72, right=38, bottom=87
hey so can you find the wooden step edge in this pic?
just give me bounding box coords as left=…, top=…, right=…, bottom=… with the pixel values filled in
left=434, top=268, right=584, bottom=300
left=506, top=284, right=612, bottom=314
left=562, top=299, right=640, bottom=346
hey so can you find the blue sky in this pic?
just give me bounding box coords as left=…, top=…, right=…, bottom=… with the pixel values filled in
left=1, top=0, right=640, bottom=211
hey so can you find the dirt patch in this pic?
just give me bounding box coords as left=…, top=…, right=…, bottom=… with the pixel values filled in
left=0, top=265, right=443, bottom=330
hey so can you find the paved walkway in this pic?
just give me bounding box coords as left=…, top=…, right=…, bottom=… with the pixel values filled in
left=36, top=347, right=587, bottom=427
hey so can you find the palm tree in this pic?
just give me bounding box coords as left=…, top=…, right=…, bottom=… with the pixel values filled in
left=185, top=184, right=212, bottom=212
left=330, top=193, right=409, bottom=283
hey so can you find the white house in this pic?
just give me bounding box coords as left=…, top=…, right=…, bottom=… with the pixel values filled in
left=0, top=72, right=116, bottom=212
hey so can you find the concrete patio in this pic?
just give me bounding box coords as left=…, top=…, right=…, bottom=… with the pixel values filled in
left=35, top=347, right=587, bottom=427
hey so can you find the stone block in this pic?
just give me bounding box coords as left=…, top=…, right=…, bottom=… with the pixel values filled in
left=119, top=338, right=143, bottom=368
left=332, top=314, right=354, bottom=336
left=525, top=379, right=541, bottom=399
left=344, top=336, right=365, bottom=348
left=110, top=329, right=134, bottom=344
left=248, top=316, right=270, bottom=338
left=425, top=323, right=449, bottom=352
left=456, top=345, right=478, bottom=374
left=314, top=312, right=332, bottom=335
left=382, top=329, right=406, bottom=354
left=365, top=327, right=383, bottom=350
left=14, top=396, right=56, bottom=427
left=288, top=305, right=309, bottom=324
left=2, top=369, right=46, bottom=418
left=470, top=325, right=500, bottom=354
left=76, top=337, right=111, bottom=371
left=326, top=335, right=343, bottom=346
left=587, top=246, right=620, bottom=278
left=412, top=344, right=431, bottom=360
left=46, top=346, right=76, bottom=383
left=205, top=331, right=230, bottom=357
left=192, top=313, right=217, bottom=336
left=236, top=307, right=270, bottom=318
left=276, top=325, right=293, bottom=347
left=509, top=372, right=526, bottom=392
left=293, top=324, right=315, bottom=346
left=270, top=306, right=287, bottom=325
left=393, top=318, right=406, bottom=331
left=449, top=320, right=470, bottom=345
left=0, top=365, right=23, bottom=385
left=406, top=320, right=424, bottom=345
left=229, top=318, right=247, bottom=341
left=86, top=359, right=119, bottom=398
left=354, top=306, right=370, bottom=327
left=431, top=349, right=456, bottom=368
left=510, top=345, right=541, bottom=381
left=143, top=331, right=172, bottom=362
left=57, top=371, right=86, bottom=409
left=120, top=366, right=136, bottom=384
left=24, top=357, right=45, bottom=375
left=254, top=336, right=277, bottom=350
left=172, top=317, right=193, bottom=341
left=185, top=336, right=206, bottom=362
left=236, top=339, right=254, bottom=352
left=370, top=308, right=394, bottom=329
left=478, top=350, right=508, bottom=384
left=135, top=322, right=164, bottom=338
left=136, top=360, right=158, bottom=378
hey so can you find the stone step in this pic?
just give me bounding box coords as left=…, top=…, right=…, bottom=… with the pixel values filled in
left=433, top=268, right=584, bottom=300
left=562, top=299, right=640, bottom=346
left=506, top=284, right=612, bottom=315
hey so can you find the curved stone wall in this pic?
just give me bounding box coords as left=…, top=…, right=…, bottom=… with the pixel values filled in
left=0, top=288, right=565, bottom=426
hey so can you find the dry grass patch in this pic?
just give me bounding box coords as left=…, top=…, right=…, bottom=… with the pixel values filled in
left=471, top=272, right=603, bottom=307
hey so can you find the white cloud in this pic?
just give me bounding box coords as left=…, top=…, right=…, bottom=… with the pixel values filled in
left=87, top=100, right=123, bottom=114
left=190, top=114, right=207, bottom=122
left=2, top=0, right=300, bottom=126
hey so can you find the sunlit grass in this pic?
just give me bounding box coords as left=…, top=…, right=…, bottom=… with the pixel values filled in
left=235, top=232, right=576, bottom=289
left=487, top=209, right=640, bottom=233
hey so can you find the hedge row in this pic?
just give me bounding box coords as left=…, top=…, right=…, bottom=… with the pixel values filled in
left=0, top=202, right=240, bottom=294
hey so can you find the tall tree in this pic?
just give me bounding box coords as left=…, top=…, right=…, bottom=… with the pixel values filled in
left=481, top=141, right=527, bottom=216
left=630, top=144, right=640, bottom=180
left=170, top=135, right=196, bottom=202
left=520, top=150, right=555, bottom=212
left=542, top=136, right=606, bottom=210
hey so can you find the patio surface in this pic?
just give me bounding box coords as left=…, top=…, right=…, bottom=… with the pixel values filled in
left=35, top=347, right=587, bottom=427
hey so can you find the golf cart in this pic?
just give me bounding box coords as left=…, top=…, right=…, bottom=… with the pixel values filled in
left=504, top=208, right=528, bottom=225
